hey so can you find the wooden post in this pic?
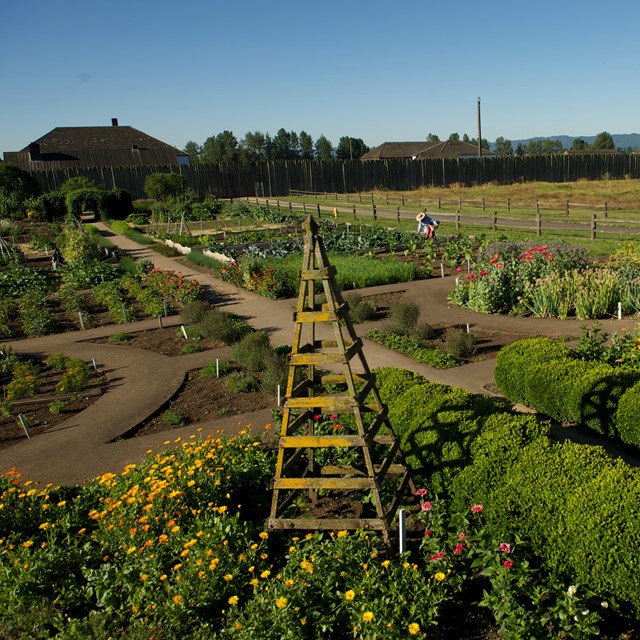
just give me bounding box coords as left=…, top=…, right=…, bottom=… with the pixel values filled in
left=277, top=200, right=280, bottom=212
left=266, top=199, right=269, bottom=209
left=591, top=214, right=597, bottom=240
left=482, top=198, right=485, bottom=211
left=456, top=210, right=461, bottom=231
left=303, top=202, right=307, bottom=214
left=353, top=204, right=357, bottom=220
left=493, top=211, right=497, bottom=231
left=373, top=204, right=377, bottom=221
left=386, top=194, right=389, bottom=205
left=536, top=199, right=540, bottom=216
left=604, top=202, right=608, bottom=218
left=566, top=200, right=569, bottom=216
left=458, top=197, right=462, bottom=211
left=396, top=206, right=400, bottom=222
left=507, top=197, right=511, bottom=214
left=438, top=197, right=441, bottom=210
left=401, top=195, right=404, bottom=206
left=289, top=201, right=293, bottom=213
left=317, top=203, right=321, bottom=219
left=536, top=213, right=541, bottom=236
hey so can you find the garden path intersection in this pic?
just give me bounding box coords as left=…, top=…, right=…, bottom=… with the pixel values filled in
left=0, top=223, right=632, bottom=485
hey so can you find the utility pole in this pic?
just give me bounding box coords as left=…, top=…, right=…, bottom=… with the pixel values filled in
left=477, top=97, right=482, bottom=157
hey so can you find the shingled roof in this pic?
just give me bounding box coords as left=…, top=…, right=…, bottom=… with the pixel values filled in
left=3, top=121, right=188, bottom=169
left=361, top=140, right=493, bottom=160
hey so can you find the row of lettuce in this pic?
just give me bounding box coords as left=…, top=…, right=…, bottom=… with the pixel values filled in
left=0, top=362, right=637, bottom=638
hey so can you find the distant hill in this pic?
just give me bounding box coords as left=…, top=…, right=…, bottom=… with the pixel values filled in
left=491, top=133, right=640, bottom=151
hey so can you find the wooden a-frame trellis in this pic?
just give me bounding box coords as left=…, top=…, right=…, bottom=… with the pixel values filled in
left=267, top=216, right=415, bottom=545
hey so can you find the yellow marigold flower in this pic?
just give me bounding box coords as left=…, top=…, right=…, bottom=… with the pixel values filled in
left=172, top=595, right=183, bottom=604
left=408, top=622, right=420, bottom=635
left=363, top=611, right=374, bottom=622
left=234, top=622, right=242, bottom=631
left=300, top=560, right=313, bottom=573
left=224, top=574, right=233, bottom=581
left=259, top=531, right=269, bottom=540
left=381, top=560, right=391, bottom=568
left=173, top=564, right=183, bottom=571
left=337, top=530, right=347, bottom=538
left=403, top=562, right=410, bottom=569
left=170, top=526, right=180, bottom=534
left=160, top=574, right=167, bottom=581
left=22, top=540, right=34, bottom=548
left=140, top=574, right=149, bottom=581
left=228, top=595, right=239, bottom=606
left=56, top=501, right=66, bottom=508
left=131, top=605, right=139, bottom=613
left=126, top=546, right=136, bottom=554
left=284, top=579, right=294, bottom=587
left=39, top=522, right=50, bottom=530
left=248, top=566, right=255, bottom=573
left=435, top=572, right=446, bottom=581
left=184, top=539, right=197, bottom=549
left=276, top=597, right=288, bottom=609
left=180, top=549, right=189, bottom=557
left=158, top=534, right=169, bottom=544
left=260, top=570, right=271, bottom=579
left=250, top=578, right=259, bottom=587
left=77, top=528, right=86, bottom=535
left=345, top=590, right=355, bottom=601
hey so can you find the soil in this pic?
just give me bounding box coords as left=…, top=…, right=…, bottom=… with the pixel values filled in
left=124, top=370, right=275, bottom=438
left=87, top=327, right=221, bottom=356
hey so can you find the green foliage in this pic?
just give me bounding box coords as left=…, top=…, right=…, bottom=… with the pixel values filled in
left=444, top=329, right=477, bottom=358
left=373, top=367, right=428, bottom=406
left=59, top=177, right=99, bottom=193
left=5, top=360, right=41, bottom=400
left=615, top=380, right=640, bottom=445
left=0, top=346, right=20, bottom=377
left=385, top=300, right=420, bottom=335
left=107, top=332, right=132, bottom=343
left=144, top=172, right=186, bottom=200
left=161, top=410, right=186, bottom=426
left=180, top=301, right=212, bottom=325
left=223, top=371, right=259, bottom=393
left=0, top=164, right=41, bottom=217
left=367, top=330, right=460, bottom=369
left=260, top=352, right=288, bottom=395
left=0, top=298, right=15, bottom=338
left=199, top=360, right=232, bottom=378
left=109, top=220, right=154, bottom=244
left=230, top=331, right=272, bottom=372
left=18, top=289, right=54, bottom=336
left=59, top=226, right=101, bottom=265
left=56, top=358, right=93, bottom=394
left=181, top=342, right=202, bottom=354
left=345, top=293, right=376, bottom=324
left=494, top=338, right=571, bottom=405
left=0, top=264, right=52, bottom=297
left=190, top=310, right=251, bottom=345
left=60, top=260, right=122, bottom=289
left=48, top=399, right=66, bottom=415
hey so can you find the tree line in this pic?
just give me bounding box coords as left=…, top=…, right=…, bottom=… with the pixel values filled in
left=183, top=128, right=633, bottom=164
left=183, top=129, right=369, bottom=164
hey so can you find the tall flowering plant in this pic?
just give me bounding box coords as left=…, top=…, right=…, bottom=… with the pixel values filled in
left=141, top=267, right=204, bottom=307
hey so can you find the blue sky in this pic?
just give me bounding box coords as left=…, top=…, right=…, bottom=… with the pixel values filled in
left=2, top=0, right=639, bottom=154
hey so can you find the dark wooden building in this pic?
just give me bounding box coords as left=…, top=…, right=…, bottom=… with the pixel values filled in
left=361, top=140, right=493, bottom=160
left=3, top=118, right=189, bottom=170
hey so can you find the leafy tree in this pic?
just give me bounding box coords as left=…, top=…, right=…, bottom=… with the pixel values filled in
left=299, top=131, right=314, bottom=159
left=494, top=137, right=513, bottom=155
left=465, top=136, right=491, bottom=151
left=542, top=139, right=564, bottom=154
left=0, top=164, right=41, bottom=217
left=525, top=140, right=544, bottom=155
left=448, top=132, right=460, bottom=142
left=515, top=143, right=525, bottom=156
left=571, top=138, right=588, bottom=151
left=59, top=177, right=99, bottom=193
left=240, top=131, right=267, bottom=161
left=183, top=141, right=201, bottom=163
left=272, top=129, right=299, bottom=159
left=336, top=137, right=369, bottom=160
left=426, top=133, right=440, bottom=142
left=315, top=135, right=334, bottom=160
left=200, top=131, right=239, bottom=163
left=592, top=131, right=615, bottom=150
left=144, top=173, right=186, bottom=200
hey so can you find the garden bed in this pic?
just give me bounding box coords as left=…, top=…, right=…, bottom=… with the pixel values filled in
left=121, top=369, right=275, bottom=438
left=86, top=326, right=221, bottom=357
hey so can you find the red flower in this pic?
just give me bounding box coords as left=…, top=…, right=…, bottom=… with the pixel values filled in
left=416, top=488, right=428, bottom=497
left=499, top=542, right=511, bottom=553
left=430, top=552, right=445, bottom=561
left=333, top=424, right=343, bottom=430
left=454, top=543, right=465, bottom=555
left=503, top=560, right=514, bottom=569
left=421, top=501, right=433, bottom=512
left=424, top=530, right=433, bottom=537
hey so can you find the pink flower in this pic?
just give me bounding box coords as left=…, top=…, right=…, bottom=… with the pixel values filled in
left=421, top=501, right=433, bottom=512
left=329, top=414, right=338, bottom=421
left=470, top=504, right=484, bottom=514
left=458, top=532, right=466, bottom=540
left=416, top=488, right=428, bottom=497
left=430, top=552, right=445, bottom=561
left=455, top=266, right=462, bottom=273
left=313, top=414, right=322, bottom=421
left=423, top=530, right=433, bottom=537
left=499, top=542, right=511, bottom=553
left=454, top=543, right=464, bottom=555
left=503, top=560, right=514, bottom=569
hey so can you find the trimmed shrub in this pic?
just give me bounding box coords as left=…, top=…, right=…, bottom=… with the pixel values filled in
left=260, top=352, right=288, bottom=395
left=494, top=338, right=571, bottom=405
left=615, top=380, right=640, bottom=445
left=223, top=372, right=259, bottom=393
